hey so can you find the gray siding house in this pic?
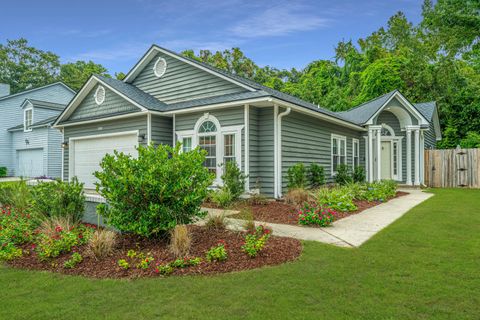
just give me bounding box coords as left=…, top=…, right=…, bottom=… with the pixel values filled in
left=0, top=83, right=75, bottom=178
left=54, top=45, right=441, bottom=198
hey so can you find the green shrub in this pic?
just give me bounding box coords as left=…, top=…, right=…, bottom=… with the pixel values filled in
left=308, top=163, right=325, bottom=188
left=317, top=187, right=357, bottom=212
left=0, top=206, right=36, bottom=261
left=366, top=180, right=397, bottom=201
left=118, top=259, right=130, bottom=270
left=0, top=181, right=31, bottom=214
left=352, top=166, right=366, bottom=183
left=334, top=164, right=352, bottom=186
left=221, top=161, right=247, bottom=200
left=287, top=163, right=307, bottom=189
left=30, top=178, right=85, bottom=223
left=64, top=252, right=83, bottom=269
left=0, top=167, right=7, bottom=177
left=206, top=240, right=228, bottom=262
left=94, top=144, right=214, bottom=238
left=211, top=188, right=234, bottom=208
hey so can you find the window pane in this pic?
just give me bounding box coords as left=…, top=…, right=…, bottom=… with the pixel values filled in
left=199, top=135, right=216, bottom=173
left=332, top=139, right=338, bottom=155
left=223, top=134, right=235, bottom=164
left=340, top=140, right=345, bottom=156
left=182, top=137, right=192, bottom=153
left=199, top=121, right=217, bottom=133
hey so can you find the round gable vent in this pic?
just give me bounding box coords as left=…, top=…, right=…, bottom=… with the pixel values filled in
left=95, top=86, right=106, bottom=105
left=153, top=57, right=167, bottom=78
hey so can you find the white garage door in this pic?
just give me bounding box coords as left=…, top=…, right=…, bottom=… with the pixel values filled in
left=17, top=149, right=45, bottom=178
left=71, top=133, right=138, bottom=189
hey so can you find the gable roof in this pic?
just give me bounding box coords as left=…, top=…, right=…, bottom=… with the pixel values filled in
left=122, top=45, right=360, bottom=127
left=21, top=98, right=67, bottom=111
left=337, top=90, right=430, bottom=126
left=8, top=115, right=58, bottom=132
left=414, top=101, right=435, bottom=121
left=54, top=75, right=167, bottom=125
left=0, top=82, right=75, bottom=103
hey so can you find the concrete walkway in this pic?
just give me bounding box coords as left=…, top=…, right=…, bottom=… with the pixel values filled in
left=201, top=189, right=433, bottom=248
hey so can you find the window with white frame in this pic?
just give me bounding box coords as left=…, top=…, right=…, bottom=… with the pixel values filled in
left=198, top=133, right=217, bottom=174
left=182, top=137, right=192, bottom=153
left=331, top=134, right=346, bottom=173
left=24, top=108, right=33, bottom=132
left=223, top=134, right=235, bottom=164
left=353, top=139, right=359, bottom=168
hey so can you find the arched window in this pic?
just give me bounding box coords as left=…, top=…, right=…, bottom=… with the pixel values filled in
left=198, top=120, right=218, bottom=174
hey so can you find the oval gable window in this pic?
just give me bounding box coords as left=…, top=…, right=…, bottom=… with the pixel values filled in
left=95, top=86, right=106, bottom=105
left=153, top=57, right=167, bottom=78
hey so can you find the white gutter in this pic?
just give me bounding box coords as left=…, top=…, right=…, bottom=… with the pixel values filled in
left=276, top=107, right=291, bottom=198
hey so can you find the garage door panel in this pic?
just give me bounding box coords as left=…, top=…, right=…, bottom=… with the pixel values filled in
left=17, top=149, right=45, bottom=178
left=71, top=133, right=138, bottom=189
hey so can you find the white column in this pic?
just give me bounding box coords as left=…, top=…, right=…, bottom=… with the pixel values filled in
left=244, top=104, right=250, bottom=192
left=376, top=128, right=381, bottom=181
left=368, top=128, right=373, bottom=182
left=406, top=128, right=412, bottom=185
left=414, top=129, right=420, bottom=185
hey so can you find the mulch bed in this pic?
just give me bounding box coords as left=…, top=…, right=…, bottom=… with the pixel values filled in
left=231, top=191, right=410, bottom=226
left=6, top=225, right=302, bottom=279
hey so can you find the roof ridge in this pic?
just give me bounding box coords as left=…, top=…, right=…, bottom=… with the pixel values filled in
left=0, top=82, right=74, bottom=102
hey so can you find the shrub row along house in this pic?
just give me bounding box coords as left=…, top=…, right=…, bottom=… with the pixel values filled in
left=0, top=83, right=75, bottom=178
left=51, top=45, right=441, bottom=199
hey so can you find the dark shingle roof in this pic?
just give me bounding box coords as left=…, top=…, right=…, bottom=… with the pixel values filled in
left=95, top=75, right=167, bottom=112
left=414, top=101, right=436, bottom=120
left=336, top=90, right=398, bottom=124
left=164, top=91, right=270, bottom=111
left=8, top=115, right=59, bottom=131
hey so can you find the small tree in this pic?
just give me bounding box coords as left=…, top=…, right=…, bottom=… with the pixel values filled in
left=221, top=161, right=247, bottom=200
left=287, top=163, right=307, bottom=189
left=94, top=144, right=213, bottom=238
left=308, top=163, right=325, bottom=188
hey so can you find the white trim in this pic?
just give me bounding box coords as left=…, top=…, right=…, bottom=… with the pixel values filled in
left=406, top=128, right=412, bottom=185
left=414, top=129, right=420, bottom=185
left=147, top=113, right=152, bottom=144
left=124, top=45, right=256, bottom=92
left=276, top=107, right=291, bottom=198
left=172, top=114, right=176, bottom=146
left=24, top=107, right=33, bottom=132
left=273, top=105, right=279, bottom=198
left=94, top=86, right=106, bottom=105
left=352, top=138, right=359, bottom=169
left=244, top=104, right=250, bottom=192
left=331, top=134, right=347, bottom=176
left=54, top=76, right=147, bottom=126
left=153, top=57, right=167, bottom=78
left=420, top=130, right=425, bottom=184
left=68, top=130, right=139, bottom=182
left=376, top=128, right=381, bottom=181
left=365, top=91, right=429, bottom=126
left=55, top=111, right=148, bottom=128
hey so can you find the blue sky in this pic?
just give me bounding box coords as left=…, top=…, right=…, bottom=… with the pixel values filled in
left=1, top=0, right=423, bottom=74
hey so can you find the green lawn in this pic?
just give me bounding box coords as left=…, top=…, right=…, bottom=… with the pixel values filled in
left=1, top=189, right=479, bottom=319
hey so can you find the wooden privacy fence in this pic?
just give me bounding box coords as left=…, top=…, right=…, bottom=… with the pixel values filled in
left=424, top=148, right=480, bottom=188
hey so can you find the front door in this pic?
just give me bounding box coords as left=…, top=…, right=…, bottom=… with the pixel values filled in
left=381, top=141, right=392, bottom=180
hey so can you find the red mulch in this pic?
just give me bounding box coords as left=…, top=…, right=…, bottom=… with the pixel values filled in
left=231, top=191, right=410, bottom=226
left=6, top=225, right=302, bottom=279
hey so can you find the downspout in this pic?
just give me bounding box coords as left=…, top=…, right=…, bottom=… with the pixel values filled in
left=276, top=107, right=291, bottom=198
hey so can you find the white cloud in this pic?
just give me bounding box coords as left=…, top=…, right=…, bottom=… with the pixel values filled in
left=67, top=42, right=149, bottom=62
left=230, top=4, right=329, bottom=38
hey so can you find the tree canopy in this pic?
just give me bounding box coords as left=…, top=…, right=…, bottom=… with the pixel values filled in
left=0, top=0, right=478, bottom=148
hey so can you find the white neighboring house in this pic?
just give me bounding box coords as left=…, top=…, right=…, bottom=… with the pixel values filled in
left=0, top=83, right=75, bottom=178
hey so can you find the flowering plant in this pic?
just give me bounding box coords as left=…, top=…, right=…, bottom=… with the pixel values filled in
left=241, top=225, right=272, bottom=258
left=298, top=203, right=337, bottom=227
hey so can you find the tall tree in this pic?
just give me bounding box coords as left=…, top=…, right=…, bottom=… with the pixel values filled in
left=59, top=60, right=110, bottom=91
left=0, top=38, right=60, bottom=94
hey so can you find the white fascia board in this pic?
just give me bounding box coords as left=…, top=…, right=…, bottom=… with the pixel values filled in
left=366, top=91, right=429, bottom=126
left=124, top=46, right=256, bottom=92
left=54, top=76, right=147, bottom=126
left=270, top=98, right=366, bottom=131
left=53, top=111, right=148, bottom=128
